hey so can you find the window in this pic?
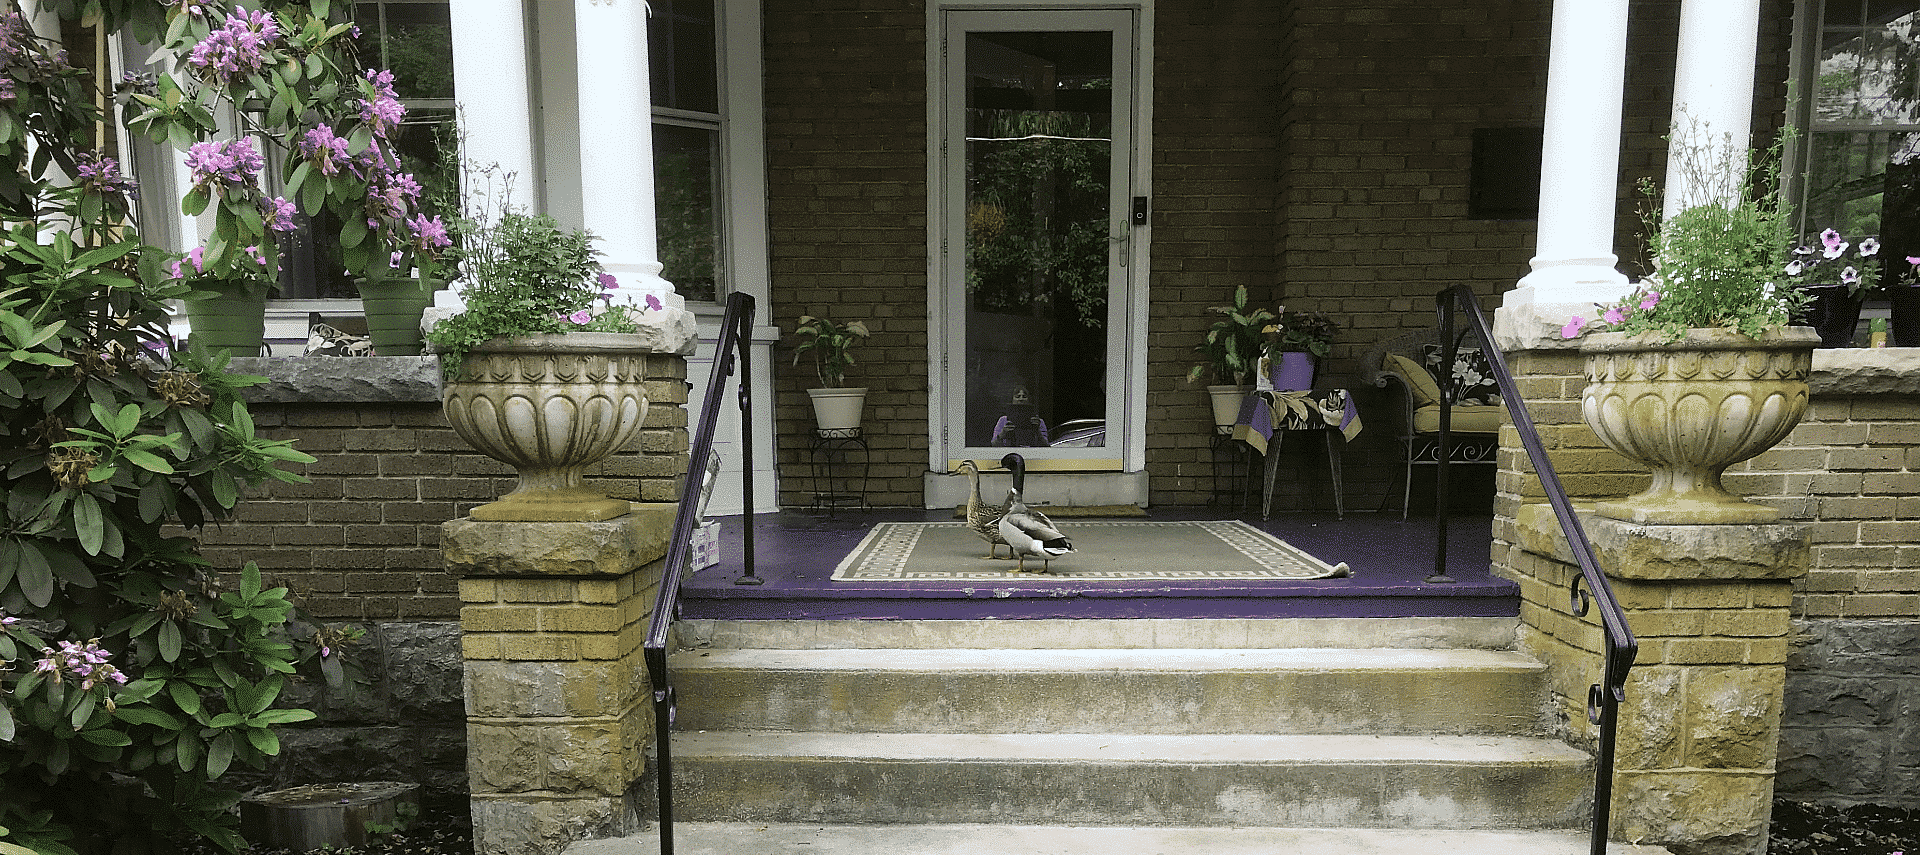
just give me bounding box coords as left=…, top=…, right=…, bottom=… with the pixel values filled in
left=275, top=0, right=456, bottom=299
left=650, top=0, right=722, bottom=303
left=1793, top=0, right=1920, bottom=286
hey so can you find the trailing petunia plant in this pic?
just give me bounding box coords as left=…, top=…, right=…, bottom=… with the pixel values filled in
left=1564, top=130, right=1804, bottom=341
left=2, top=5, right=375, bottom=853
left=1783, top=228, right=1882, bottom=297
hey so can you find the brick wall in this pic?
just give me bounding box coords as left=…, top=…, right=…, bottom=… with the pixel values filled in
left=197, top=356, right=689, bottom=622
left=764, top=0, right=930, bottom=507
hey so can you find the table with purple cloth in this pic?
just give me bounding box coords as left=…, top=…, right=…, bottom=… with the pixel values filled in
left=1228, top=389, right=1362, bottom=519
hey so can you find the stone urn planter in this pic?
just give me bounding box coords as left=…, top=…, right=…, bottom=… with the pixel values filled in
left=1579, top=326, right=1819, bottom=525
left=441, top=332, right=652, bottom=522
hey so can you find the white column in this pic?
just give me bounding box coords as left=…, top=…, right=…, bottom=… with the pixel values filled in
left=574, top=0, right=681, bottom=309
left=449, top=0, right=539, bottom=203
left=1666, top=0, right=1762, bottom=216
left=1497, top=0, right=1635, bottom=350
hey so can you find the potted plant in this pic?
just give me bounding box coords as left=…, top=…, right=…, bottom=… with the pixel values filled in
left=1260, top=307, right=1339, bottom=391
left=1560, top=133, right=1818, bottom=525
left=1187, top=284, right=1277, bottom=429
left=791, top=315, right=872, bottom=434
left=425, top=208, right=670, bottom=522
left=126, top=11, right=450, bottom=354
left=1782, top=228, right=1882, bottom=347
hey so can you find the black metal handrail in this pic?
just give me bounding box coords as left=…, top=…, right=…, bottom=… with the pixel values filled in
left=644, top=291, right=757, bottom=855
left=1431, top=285, right=1638, bottom=855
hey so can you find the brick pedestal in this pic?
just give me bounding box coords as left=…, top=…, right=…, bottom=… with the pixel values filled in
left=1511, top=505, right=1809, bottom=855
left=446, top=505, right=675, bottom=855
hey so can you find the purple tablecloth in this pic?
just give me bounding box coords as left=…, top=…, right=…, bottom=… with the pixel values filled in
left=1229, top=389, right=1362, bottom=456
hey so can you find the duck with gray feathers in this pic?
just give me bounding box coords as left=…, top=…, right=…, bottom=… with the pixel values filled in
left=996, top=453, right=1075, bottom=572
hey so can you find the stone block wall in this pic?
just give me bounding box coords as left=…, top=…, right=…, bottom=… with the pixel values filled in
left=191, top=356, right=688, bottom=804
left=1492, top=345, right=1920, bottom=814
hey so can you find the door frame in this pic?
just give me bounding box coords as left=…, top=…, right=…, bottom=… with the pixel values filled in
left=923, top=0, right=1155, bottom=490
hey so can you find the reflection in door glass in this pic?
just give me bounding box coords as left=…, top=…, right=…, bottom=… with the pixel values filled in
left=963, top=30, right=1112, bottom=448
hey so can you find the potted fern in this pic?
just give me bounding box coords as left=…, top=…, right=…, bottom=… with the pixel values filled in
left=792, top=315, right=871, bottom=434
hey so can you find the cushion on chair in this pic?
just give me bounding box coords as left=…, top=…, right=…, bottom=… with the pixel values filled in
left=1421, top=345, right=1501, bottom=406
left=1412, top=404, right=1504, bottom=434
left=1383, top=354, right=1443, bottom=406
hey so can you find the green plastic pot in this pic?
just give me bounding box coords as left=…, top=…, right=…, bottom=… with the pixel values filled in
left=184, top=282, right=268, bottom=357
left=357, top=277, right=442, bottom=356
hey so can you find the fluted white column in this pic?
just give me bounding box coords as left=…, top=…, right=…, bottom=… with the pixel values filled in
left=1666, top=0, right=1762, bottom=216
left=1496, top=0, right=1635, bottom=349
left=449, top=0, right=538, bottom=204
left=574, top=0, right=681, bottom=309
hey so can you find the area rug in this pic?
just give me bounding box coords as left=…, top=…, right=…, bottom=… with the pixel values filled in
left=951, top=504, right=1148, bottom=519
left=831, top=520, right=1353, bottom=582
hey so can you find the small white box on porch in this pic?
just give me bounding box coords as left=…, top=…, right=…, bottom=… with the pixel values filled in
left=691, top=519, right=720, bottom=571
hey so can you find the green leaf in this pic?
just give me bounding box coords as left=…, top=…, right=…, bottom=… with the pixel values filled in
left=0, top=702, right=13, bottom=741
left=157, top=619, right=182, bottom=663
left=205, top=732, right=234, bottom=779
left=69, top=691, right=97, bottom=730
left=176, top=730, right=202, bottom=772
left=80, top=728, right=132, bottom=747
left=72, top=492, right=105, bottom=556
left=245, top=726, right=280, bottom=755
left=16, top=538, right=53, bottom=606
left=115, top=706, right=185, bottom=730
left=181, top=185, right=210, bottom=217
left=169, top=679, right=203, bottom=716
left=339, top=211, right=367, bottom=249
left=251, top=708, right=316, bottom=726
left=122, top=449, right=176, bottom=474
left=240, top=563, right=263, bottom=599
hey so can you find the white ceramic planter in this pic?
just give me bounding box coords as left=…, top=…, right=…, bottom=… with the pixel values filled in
left=1579, top=326, right=1818, bottom=524
left=1206, top=385, right=1251, bottom=431
left=807, top=387, right=868, bottom=434
left=441, top=333, right=652, bottom=521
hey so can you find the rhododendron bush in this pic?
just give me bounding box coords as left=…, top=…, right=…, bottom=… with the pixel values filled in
left=0, top=0, right=414, bottom=851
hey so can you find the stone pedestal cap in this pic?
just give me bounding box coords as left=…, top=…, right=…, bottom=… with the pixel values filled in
left=443, top=504, right=674, bottom=577
left=1515, top=503, right=1810, bottom=581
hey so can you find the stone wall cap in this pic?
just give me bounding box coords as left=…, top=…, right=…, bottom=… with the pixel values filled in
left=443, top=504, right=676, bottom=577
left=231, top=356, right=442, bottom=403
left=1515, top=503, right=1811, bottom=581
left=1810, top=347, right=1920, bottom=395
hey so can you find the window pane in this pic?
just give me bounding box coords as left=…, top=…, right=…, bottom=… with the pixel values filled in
left=382, top=3, right=455, bottom=100
left=649, top=0, right=718, bottom=114
left=654, top=123, right=720, bottom=302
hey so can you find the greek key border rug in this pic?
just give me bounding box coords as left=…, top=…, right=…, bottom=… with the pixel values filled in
left=830, top=520, right=1353, bottom=582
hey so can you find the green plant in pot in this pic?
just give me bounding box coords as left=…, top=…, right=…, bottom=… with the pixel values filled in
left=1186, top=285, right=1276, bottom=428
left=1781, top=227, right=1882, bottom=347
left=1560, top=129, right=1818, bottom=525
left=1261, top=307, right=1338, bottom=392
left=425, top=209, right=667, bottom=521
left=792, top=315, right=871, bottom=434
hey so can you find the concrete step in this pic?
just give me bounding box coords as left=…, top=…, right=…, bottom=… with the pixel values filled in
left=568, top=822, right=1672, bottom=855
left=666, top=731, right=1592, bottom=828
left=669, top=646, right=1545, bottom=735
left=675, top=616, right=1520, bottom=651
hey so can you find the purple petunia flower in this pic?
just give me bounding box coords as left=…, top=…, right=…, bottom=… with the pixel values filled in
left=1561, top=316, right=1587, bottom=339
left=1638, top=291, right=1661, bottom=311
left=644, top=294, right=664, bottom=312
left=1602, top=306, right=1628, bottom=326
left=1860, top=237, right=1880, bottom=257
left=567, top=310, right=593, bottom=325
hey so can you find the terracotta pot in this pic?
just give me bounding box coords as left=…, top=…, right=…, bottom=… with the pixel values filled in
left=1579, top=326, right=1818, bottom=524
left=441, top=333, right=652, bottom=521
left=807, top=387, right=867, bottom=434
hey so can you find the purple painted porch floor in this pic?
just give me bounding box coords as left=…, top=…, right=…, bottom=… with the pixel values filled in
left=681, top=507, right=1514, bottom=620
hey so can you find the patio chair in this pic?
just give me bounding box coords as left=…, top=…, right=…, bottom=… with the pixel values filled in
left=1361, top=325, right=1507, bottom=518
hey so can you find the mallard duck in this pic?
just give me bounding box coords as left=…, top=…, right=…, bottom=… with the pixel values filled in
left=998, top=485, right=1075, bottom=573
left=951, top=459, right=1008, bottom=559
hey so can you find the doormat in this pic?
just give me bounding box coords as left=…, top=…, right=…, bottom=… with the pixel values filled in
left=951, top=504, right=1148, bottom=519
left=831, top=521, right=1353, bottom=582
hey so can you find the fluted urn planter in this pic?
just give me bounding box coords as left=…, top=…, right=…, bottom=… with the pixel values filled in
left=1579, top=326, right=1819, bottom=525
left=441, top=333, right=651, bottom=522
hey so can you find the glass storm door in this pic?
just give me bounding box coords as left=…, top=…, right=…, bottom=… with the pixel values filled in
left=935, top=9, right=1141, bottom=471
